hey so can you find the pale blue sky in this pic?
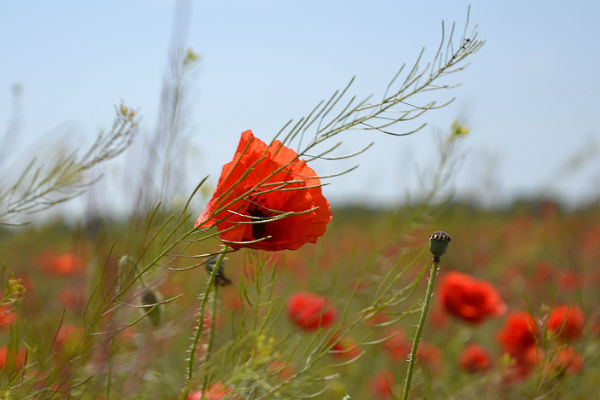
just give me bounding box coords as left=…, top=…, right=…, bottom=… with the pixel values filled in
left=2, top=1, right=599, bottom=212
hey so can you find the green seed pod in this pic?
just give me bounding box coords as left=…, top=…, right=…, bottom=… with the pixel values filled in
left=141, top=288, right=162, bottom=327
left=429, top=231, right=452, bottom=261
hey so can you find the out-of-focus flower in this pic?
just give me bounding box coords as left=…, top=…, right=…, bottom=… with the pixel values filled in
left=416, top=341, right=443, bottom=373
left=459, top=343, right=493, bottom=373
left=382, top=328, right=410, bottom=362
left=0, top=304, right=16, bottom=330
left=53, top=324, right=85, bottom=355
left=593, top=318, right=600, bottom=336
left=532, top=261, right=554, bottom=284
left=552, top=345, right=583, bottom=375
left=450, top=119, right=469, bottom=139
left=439, top=271, right=506, bottom=324
left=195, top=130, right=331, bottom=251
left=58, top=286, right=86, bottom=312
left=363, top=307, right=390, bottom=325
left=39, top=252, right=84, bottom=276
left=287, top=292, right=336, bottom=331
left=0, top=346, right=26, bottom=372
left=223, top=287, right=244, bottom=311
left=367, top=370, right=394, bottom=400
left=504, top=343, right=583, bottom=381
left=502, top=346, right=541, bottom=383
left=557, top=269, right=579, bottom=291
left=268, top=360, right=295, bottom=380
left=329, top=334, right=362, bottom=360
left=497, top=312, right=537, bottom=357
left=428, top=303, right=449, bottom=329
left=187, top=383, right=231, bottom=400
left=548, top=305, right=584, bottom=341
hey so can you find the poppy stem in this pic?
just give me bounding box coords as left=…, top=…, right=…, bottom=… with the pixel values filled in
left=182, top=251, right=225, bottom=400
left=401, top=258, right=440, bottom=400
left=201, top=281, right=220, bottom=394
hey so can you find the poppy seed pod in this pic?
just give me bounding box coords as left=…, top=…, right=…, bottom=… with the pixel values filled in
left=429, top=231, right=451, bottom=261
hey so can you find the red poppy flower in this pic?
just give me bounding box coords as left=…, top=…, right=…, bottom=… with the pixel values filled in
left=502, top=346, right=541, bottom=383
left=439, top=271, right=506, bottom=324
left=58, top=286, right=86, bottom=312
left=557, top=269, right=579, bottom=291
left=367, top=370, right=394, bottom=400
left=187, top=383, right=231, bottom=400
left=268, top=360, right=295, bottom=380
left=497, top=311, right=537, bottom=357
left=0, top=304, right=16, bottom=330
left=548, top=304, right=584, bottom=341
left=532, top=261, right=554, bottom=283
left=329, top=334, right=362, bottom=359
left=382, top=328, right=410, bottom=362
left=415, top=341, right=443, bottom=373
left=195, top=130, right=331, bottom=251
left=553, top=345, right=583, bottom=375
left=53, top=324, right=85, bottom=355
left=0, top=346, right=26, bottom=372
left=39, top=252, right=84, bottom=276
left=459, top=343, right=493, bottom=373
left=287, top=292, right=336, bottom=331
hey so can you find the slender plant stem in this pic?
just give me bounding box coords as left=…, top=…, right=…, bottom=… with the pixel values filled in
left=201, top=283, right=220, bottom=393
left=401, top=258, right=440, bottom=400
left=181, top=251, right=225, bottom=400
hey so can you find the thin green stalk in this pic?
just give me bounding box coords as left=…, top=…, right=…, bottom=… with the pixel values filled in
left=181, top=251, right=225, bottom=400
left=401, top=258, right=440, bottom=400
left=201, top=283, right=220, bottom=393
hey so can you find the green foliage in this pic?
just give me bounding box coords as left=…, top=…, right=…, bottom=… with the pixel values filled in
left=0, top=104, right=138, bottom=225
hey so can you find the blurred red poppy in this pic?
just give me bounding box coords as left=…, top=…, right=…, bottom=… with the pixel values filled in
left=195, top=130, right=331, bottom=251
left=459, top=343, right=493, bottom=373
left=548, top=304, right=584, bottom=341
left=382, top=327, right=410, bottom=362
left=58, top=286, right=86, bottom=312
left=532, top=261, right=554, bottom=284
left=367, top=370, right=394, bottom=400
left=553, top=345, right=583, bottom=375
left=0, top=346, right=26, bottom=372
left=53, top=324, right=85, bottom=355
left=502, top=345, right=541, bottom=383
left=415, top=341, right=443, bottom=373
left=39, top=252, right=84, bottom=276
left=0, top=304, right=16, bottom=330
left=329, top=334, right=362, bottom=359
left=287, top=292, right=336, bottom=331
left=557, top=269, right=579, bottom=291
left=268, top=360, right=295, bottom=380
left=497, top=311, right=537, bottom=357
left=439, top=271, right=506, bottom=324
left=187, top=383, right=231, bottom=400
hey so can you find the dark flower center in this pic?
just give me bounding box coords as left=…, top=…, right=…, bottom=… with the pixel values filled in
left=247, top=196, right=272, bottom=239
left=250, top=208, right=270, bottom=239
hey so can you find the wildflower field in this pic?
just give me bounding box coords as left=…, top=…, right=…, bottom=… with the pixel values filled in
left=1, top=199, right=599, bottom=399
left=2, top=5, right=600, bottom=400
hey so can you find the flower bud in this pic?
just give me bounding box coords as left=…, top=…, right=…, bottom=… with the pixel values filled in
left=141, top=289, right=162, bottom=327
